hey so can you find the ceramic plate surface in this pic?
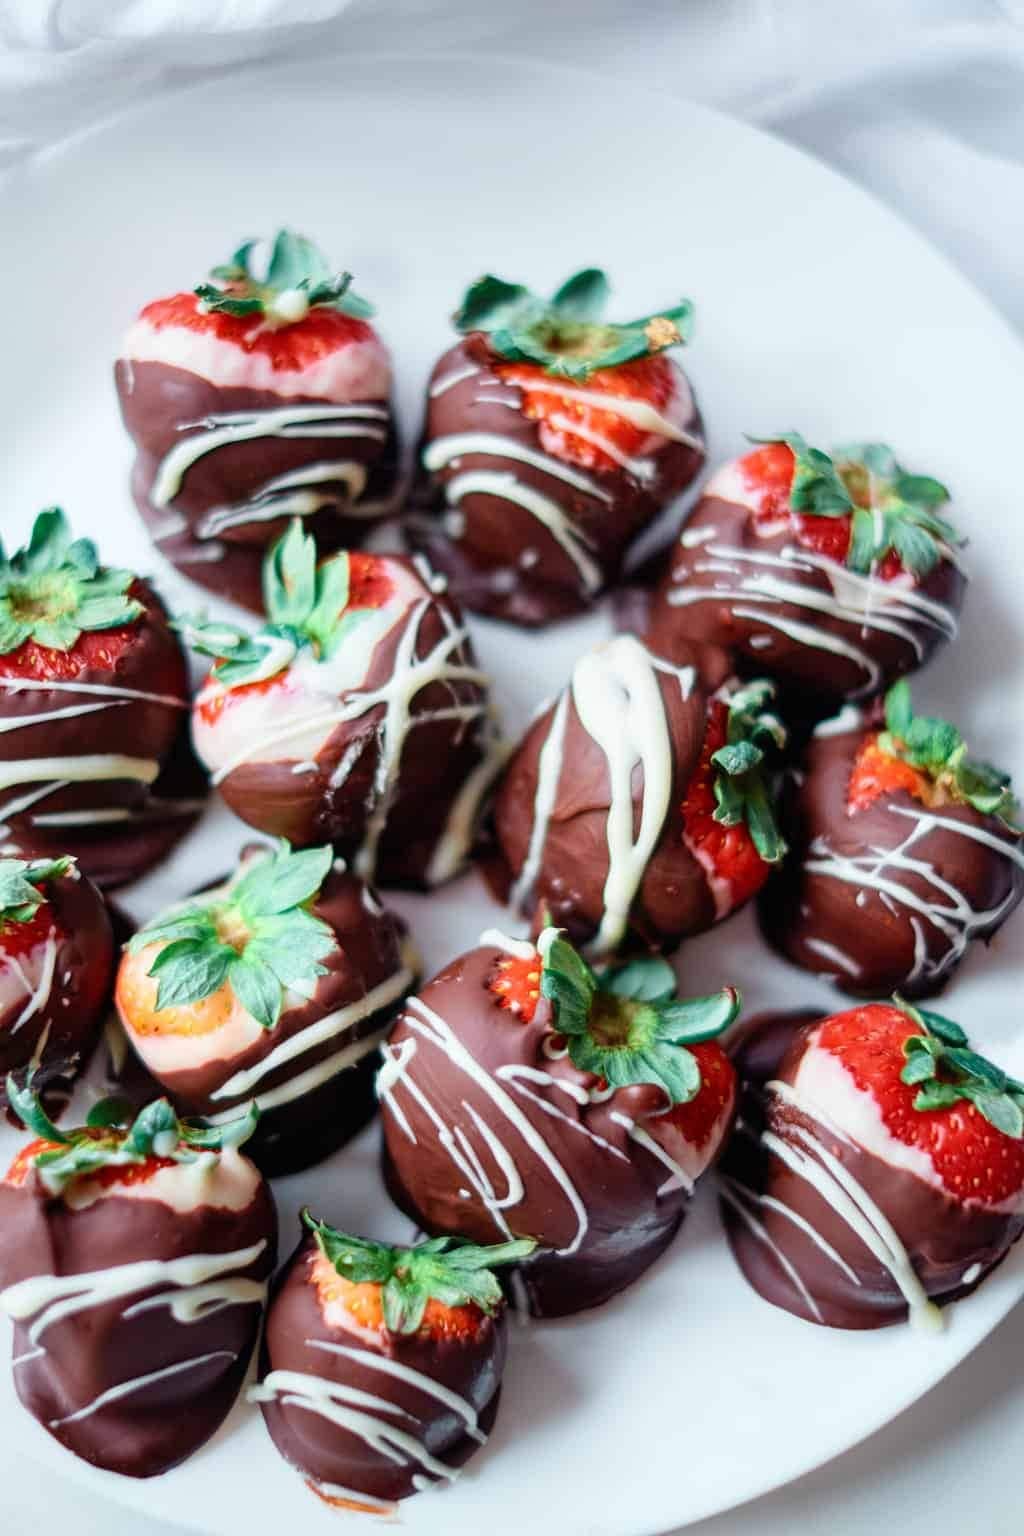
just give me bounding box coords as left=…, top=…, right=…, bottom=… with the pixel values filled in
left=1, top=50, right=1023, bottom=1536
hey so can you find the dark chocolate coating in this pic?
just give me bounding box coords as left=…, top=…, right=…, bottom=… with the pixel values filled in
left=406, top=335, right=705, bottom=627
left=720, top=1015, right=1024, bottom=1329
left=761, top=719, right=1024, bottom=997
left=0, top=579, right=204, bottom=890
left=380, top=944, right=716, bottom=1317
left=0, top=869, right=114, bottom=1123
left=648, top=493, right=966, bottom=707
left=493, top=639, right=735, bottom=952
left=259, top=1231, right=505, bottom=1504
left=0, top=1160, right=276, bottom=1476
left=119, top=862, right=412, bottom=1176
left=6, top=720, right=209, bottom=892
left=206, top=557, right=495, bottom=888
left=115, top=361, right=398, bottom=613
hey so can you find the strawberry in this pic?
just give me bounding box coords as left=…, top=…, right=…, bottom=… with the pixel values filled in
left=848, top=679, right=1019, bottom=823
left=680, top=683, right=787, bottom=913
left=303, top=1215, right=534, bottom=1338
left=487, top=947, right=542, bottom=1022
left=0, top=855, right=114, bottom=1123
left=117, top=841, right=339, bottom=1040
left=658, top=1040, right=736, bottom=1151
left=497, top=352, right=680, bottom=475
left=140, top=291, right=377, bottom=372
left=848, top=733, right=931, bottom=812
left=345, top=549, right=396, bottom=610
left=813, top=1002, right=1024, bottom=1206
left=309, top=1247, right=488, bottom=1343
left=3, top=1080, right=260, bottom=1198
left=5, top=1133, right=177, bottom=1191
left=538, top=930, right=740, bottom=1106
left=0, top=509, right=183, bottom=692
left=741, top=435, right=959, bottom=582
left=256, top=1218, right=531, bottom=1506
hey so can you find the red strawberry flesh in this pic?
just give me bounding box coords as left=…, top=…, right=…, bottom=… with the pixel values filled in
left=814, top=1004, right=1024, bottom=1206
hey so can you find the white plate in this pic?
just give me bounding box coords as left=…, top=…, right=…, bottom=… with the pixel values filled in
left=2, top=50, right=1023, bottom=1536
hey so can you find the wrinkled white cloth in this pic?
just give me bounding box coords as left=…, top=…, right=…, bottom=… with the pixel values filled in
left=1, top=0, right=1023, bottom=335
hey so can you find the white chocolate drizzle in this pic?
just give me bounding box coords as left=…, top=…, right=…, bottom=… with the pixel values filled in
left=804, top=805, right=1024, bottom=986
left=307, top=1339, right=487, bottom=1443
left=205, top=593, right=496, bottom=886
left=49, top=1350, right=239, bottom=1427
left=248, top=1367, right=461, bottom=1485
left=379, top=995, right=589, bottom=1254
left=668, top=541, right=958, bottom=698
left=1, top=1241, right=268, bottom=1347
left=505, top=637, right=693, bottom=954
left=207, top=958, right=416, bottom=1105
left=439, top=468, right=602, bottom=595
left=151, top=403, right=389, bottom=508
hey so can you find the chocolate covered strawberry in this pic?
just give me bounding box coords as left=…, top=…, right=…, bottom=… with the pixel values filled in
left=762, top=681, right=1023, bottom=996
left=185, top=520, right=504, bottom=887
left=0, top=508, right=201, bottom=888
left=254, top=1214, right=533, bottom=1510
left=494, top=632, right=786, bottom=955
left=407, top=269, right=704, bottom=625
left=380, top=927, right=739, bottom=1316
left=0, top=1086, right=276, bottom=1476
left=0, top=855, right=113, bottom=1122
left=116, top=229, right=398, bottom=613
left=648, top=436, right=966, bottom=710
left=116, top=839, right=415, bottom=1175
left=721, top=1000, right=1024, bottom=1330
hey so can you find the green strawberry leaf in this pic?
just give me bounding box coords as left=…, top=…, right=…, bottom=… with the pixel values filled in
left=0, top=856, right=74, bottom=926
left=195, top=229, right=374, bottom=321
left=454, top=269, right=693, bottom=380
left=749, top=436, right=961, bottom=577
left=879, top=682, right=1019, bottom=826
left=134, top=840, right=336, bottom=1032
left=897, top=999, right=1024, bottom=1138
left=0, top=509, right=142, bottom=654
left=5, top=1085, right=259, bottom=1194
left=710, top=679, right=787, bottom=864
left=304, top=1211, right=536, bottom=1335
left=538, top=930, right=740, bottom=1106
left=180, top=520, right=385, bottom=689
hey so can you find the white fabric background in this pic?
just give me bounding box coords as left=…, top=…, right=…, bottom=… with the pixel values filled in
left=1, top=2, right=1022, bottom=1531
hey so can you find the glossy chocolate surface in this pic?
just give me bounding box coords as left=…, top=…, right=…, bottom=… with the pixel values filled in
left=761, top=718, right=1024, bottom=997
left=119, top=861, right=412, bottom=1176
left=720, top=1013, right=1024, bottom=1329
left=258, top=1231, right=505, bottom=1504
left=0, top=1157, right=276, bottom=1476
left=115, top=360, right=399, bottom=613
left=407, top=335, right=704, bottom=626
left=0, top=869, right=114, bottom=1123
left=379, top=943, right=721, bottom=1317
left=648, top=494, right=965, bottom=706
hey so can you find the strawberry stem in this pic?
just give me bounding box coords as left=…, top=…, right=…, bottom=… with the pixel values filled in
left=454, top=269, right=693, bottom=380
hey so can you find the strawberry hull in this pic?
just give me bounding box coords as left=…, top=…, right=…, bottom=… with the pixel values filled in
left=378, top=943, right=733, bottom=1318
left=720, top=1014, right=1024, bottom=1329
left=0, top=869, right=114, bottom=1122
left=760, top=713, right=1024, bottom=997
left=407, top=336, right=705, bottom=627
left=117, top=861, right=415, bottom=1177
left=0, top=1152, right=276, bottom=1476
left=194, top=557, right=502, bottom=888
left=115, top=359, right=399, bottom=613
left=649, top=486, right=965, bottom=708
left=257, top=1232, right=506, bottom=1505
left=494, top=635, right=761, bottom=955
left=0, top=577, right=202, bottom=889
